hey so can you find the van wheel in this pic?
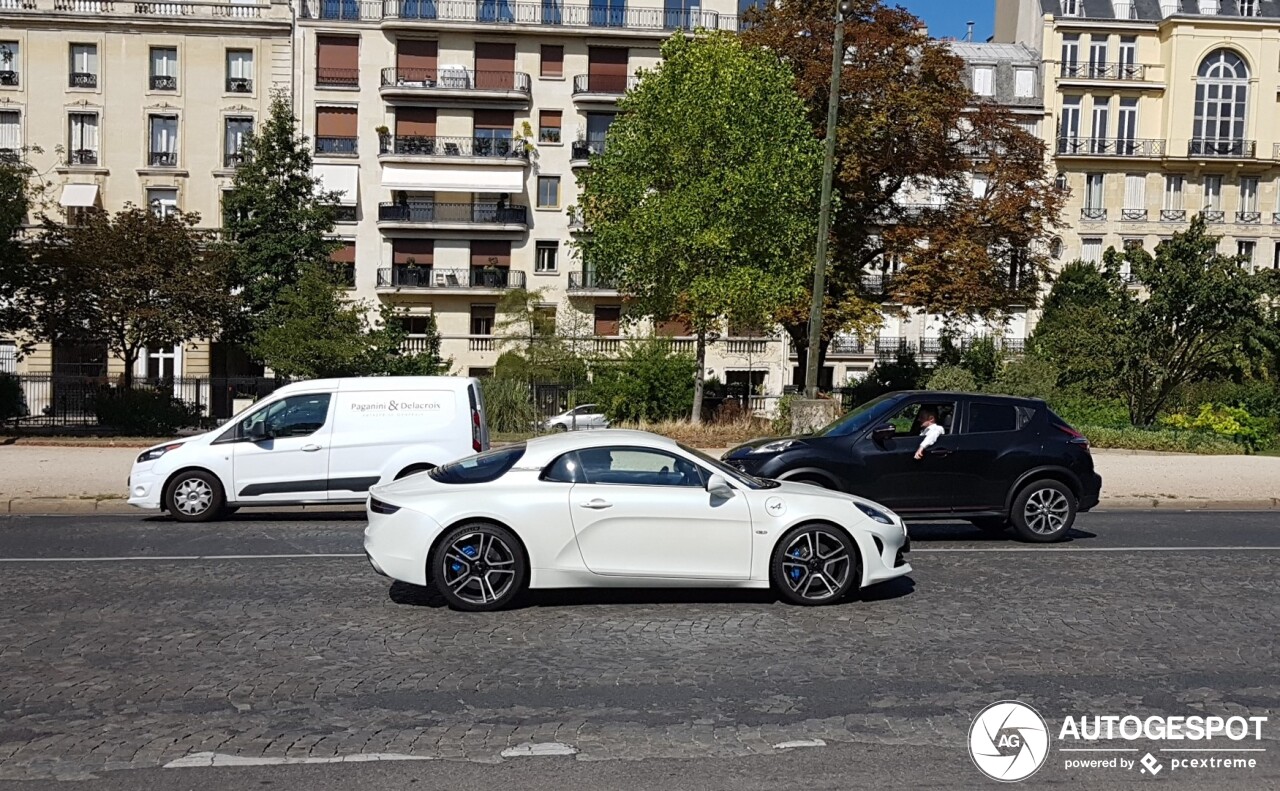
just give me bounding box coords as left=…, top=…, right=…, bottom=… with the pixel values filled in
left=165, top=470, right=226, bottom=523
left=1011, top=480, right=1076, bottom=543
left=395, top=464, right=434, bottom=480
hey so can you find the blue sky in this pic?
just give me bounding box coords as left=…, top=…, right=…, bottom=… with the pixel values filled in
left=899, top=0, right=997, bottom=42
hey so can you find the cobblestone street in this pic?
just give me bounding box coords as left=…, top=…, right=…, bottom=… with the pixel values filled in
left=1, top=512, right=1278, bottom=788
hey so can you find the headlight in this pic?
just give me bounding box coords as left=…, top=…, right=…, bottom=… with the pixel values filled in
left=750, top=439, right=799, bottom=454
left=137, top=443, right=183, bottom=463
left=854, top=502, right=893, bottom=525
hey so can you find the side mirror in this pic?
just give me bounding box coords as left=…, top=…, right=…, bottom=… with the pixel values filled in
left=706, top=473, right=734, bottom=499
left=871, top=424, right=895, bottom=442
left=246, top=421, right=268, bottom=442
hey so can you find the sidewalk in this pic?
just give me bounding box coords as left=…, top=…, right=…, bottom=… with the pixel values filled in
left=1, top=444, right=1279, bottom=514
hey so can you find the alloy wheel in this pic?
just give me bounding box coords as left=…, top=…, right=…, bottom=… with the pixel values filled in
left=173, top=478, right=213, bottom=516
left=441, top=531, right=518, bottom=606
left=780, top=529, right=853, bottom=602
left=1023, top=488, right=1071, bottom=536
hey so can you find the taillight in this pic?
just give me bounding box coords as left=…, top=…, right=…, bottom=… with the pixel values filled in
left=1056, top=424, right=1089, bottom=449
left=471, top=408, right=482, bottom=452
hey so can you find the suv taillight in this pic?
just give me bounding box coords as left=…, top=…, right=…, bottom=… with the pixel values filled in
left=1056, top=424, right=1090, bottom=449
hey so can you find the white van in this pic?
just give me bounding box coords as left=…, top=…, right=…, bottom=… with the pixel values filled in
left=127, top=377, right=489, bottom=522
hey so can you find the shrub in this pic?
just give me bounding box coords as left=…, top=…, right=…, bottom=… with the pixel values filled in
left=93, top=386, right=201, bottom=435
left=0, top=373, right=27, bottom=423
left=479, top=377, right=539, bottom=434
left=990, top=356, right=1059, bottom=400
left=1169, top=380, right=1280, bottom=420
left=772, top=393, right=798, bottom=435
left=848, top=349, right=927, bottom=403
left=1159, top=403, right=1275, bottom=453
left=960, top=337, right=1002, bottom=388
left=1077, top=425, right=1241, bottom=455
left=926, top=365, right=978, bottom=393
left=588, top=338, right=696, bottom=423
left=1049, top=395, right=1131, bottom=430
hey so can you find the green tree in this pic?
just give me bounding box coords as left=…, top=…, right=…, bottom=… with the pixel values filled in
left=990, top=356, right=1058, bottom=400
left=1029, top=261, right=1127, bottom=396
left=222, top=91, right=338, bottom=336
left=494, top=289, right=589, bottom=387
left=0, top=150, right=50, bottom=337
left=926, top=365, right=978, bottom=392
left=576, top=32, right=820, bottom=422
left=250, top=264, right=446, bottom=379
left=17, top=206, right=237, bottom=388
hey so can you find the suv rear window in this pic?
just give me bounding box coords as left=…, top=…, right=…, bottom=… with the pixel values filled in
left=428, top=444, right=525, bottom=484
left=968, top=402, right=1019, bottom=433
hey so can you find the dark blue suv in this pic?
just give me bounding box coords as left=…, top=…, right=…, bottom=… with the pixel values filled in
left=723, top=391, right=1102, bottom=542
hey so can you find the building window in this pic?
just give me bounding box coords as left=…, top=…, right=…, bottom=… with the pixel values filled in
left=971, top=66, right=994, bottom=97
left=224, top=116, right=253, bottom=168
left=1081, top=237, right=1103, bottom=264
left=67, top=112, right=99, bottom=165
left=148, top=188, right=178, bottom=218
left=1059, top=96, right=1081, bottom=151
left=538, top=110, right=561, bottom=143
left=316, top=35, right=359, bottom=88
left=1123, top=174, right=1146, bottom=220
left=315, top=106, right=358, bottom=156
left=471, top=304, right=496, bottom=336
left=0, top=110, right=20, bottom=154
left=540, top=44, right=563, bottom=77
left=1088, top=38, right=1108, bottom=78
left=1239, top=177, right=1259, bottom=214
left=1203, top=175, right=1223, bottom=211
left=226, top=49, right=253, bottom=93
left=1163, top=175, right=1184, bottom=220
left=149, top=47, right=177, bottom=91
left=148, top=115, right=178, bottom=167
left=329, top=240, right=356, bottom=288
left=971, top=173, right=989, bottom=200
left=1062, top=0, right=1081, bottom=16
left=400, top=314, right=435, bottom=335
left=594, top=305, right=621, bottom=336
left=69, top=44, right=98, bottom=88
left=1193, top=49, right=1249, bottom=155
left=537, top=176, right=560, bottom=208
left=1089, top=96, right=1109, bottom=149
left=1119, top=36, right=1138, bottom=76
left=0, top=41, right=19, bottom=87
left=1240, top=0, right=1257, bottom=15
left=1117, top=98, right=1137, bottom=147
left=1273, top=240, right=1280, bottom=270
left=1014, top=68, right=1034, bottom=98
left=1237, top=240, right=1256, bottom=270
left=1060, top=34, right=1080, bottom=76
left=535, top=241, right=558, bottom=273
left=1084, top=173, right=1104, bottom=209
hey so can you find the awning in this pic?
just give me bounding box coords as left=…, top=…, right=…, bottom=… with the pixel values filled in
left=381, top=164, right=525, bottom=193
left=313, top=164, right=359, bottom=206
left=59, top=183, right=99, bottom=207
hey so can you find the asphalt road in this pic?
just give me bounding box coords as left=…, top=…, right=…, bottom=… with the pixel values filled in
left=1, top=510, right=1278, bottom=790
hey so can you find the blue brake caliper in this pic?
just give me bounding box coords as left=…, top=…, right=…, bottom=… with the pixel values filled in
left=790, top=548, right=804, bottom=580
left=453, top=544, right=478, bottom=573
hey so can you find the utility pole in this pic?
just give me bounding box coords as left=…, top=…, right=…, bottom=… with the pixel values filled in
left=804, top=0, right=851, bottom=399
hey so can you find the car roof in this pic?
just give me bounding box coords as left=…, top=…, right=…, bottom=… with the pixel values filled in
left=888, top=390, right=1046, bottom=405
left=515, top=429, right=682, bottom=466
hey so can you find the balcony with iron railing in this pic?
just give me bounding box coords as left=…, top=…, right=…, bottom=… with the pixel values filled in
left=1081, top=207, right=1107, bottom=222
left=315, top=136, right=358, bottom=157
left=377, top=201, right=529, bottom=229
left=1201, top=210, right=1226, bottom=223
left=567, top=270, right=616, bottom=291
left=1187, top=139, right=1256, bottom=159
left=1120, top=208, right=1148, bottom=222
left=1237, top=211, right=1262, bottom=225
left=860, top=272, right=897, bottom=295
left=1058, top=62, right=1149, bottom=81
left=376, top=266, right=526, bottom=291
left=67, top=149, right=98, bottom=166
left=378, top=134, right=530, bottom=161
left=316, top=68, right=359, bottom=88
left=570, top=137, right=607, bottom=166
left=1057, top=137, right=1165, bottom=157
left=226, top=77, right=253, bottom=93
left=17, top=0, right=274, bottom=17
left=379, top=67, right=532, bottom=100
left=69, top=71, right=97, bottom=88
left=224, top=150, right=246, bottom=168
left=300, top=0, right=743, bottom=31
left=1160, top=209, right=1187, bottom=222
left=571, top=73, right=639, bottom=100
left=149, top=74, right=176, bottom=90
left=148, top=151, right=177, bottom=167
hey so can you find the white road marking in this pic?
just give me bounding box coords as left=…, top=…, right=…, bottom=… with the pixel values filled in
left=0, top=553, right=364, bottom=562
left=774, top=739, right=826, bottom=750
left=164, top=751, right=435, bottom=768
left=500, top=742, right=579, bottom=757
left=914, top=546, right=1280, bottom=553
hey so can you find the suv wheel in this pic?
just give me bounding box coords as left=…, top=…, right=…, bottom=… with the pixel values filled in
left=1010, top=480, right=1075, bottom=543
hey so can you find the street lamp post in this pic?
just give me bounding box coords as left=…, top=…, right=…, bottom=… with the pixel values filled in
left=804, top=0, right=851, bottom=399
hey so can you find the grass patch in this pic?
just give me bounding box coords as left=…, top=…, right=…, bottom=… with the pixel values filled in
left=1079, top=425, right=1243, bottom=455
left=612, top=417, right=775, bottom=449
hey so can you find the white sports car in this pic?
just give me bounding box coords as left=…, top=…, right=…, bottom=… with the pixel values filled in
left=363, top=430, right=911, bottom=611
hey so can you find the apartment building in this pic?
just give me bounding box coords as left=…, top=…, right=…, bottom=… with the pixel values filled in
left=808, top=39, right=1045, bottom=388
left=997, top=0, right=1280, bottom=276
left=0, top=0, right=293, bottom=380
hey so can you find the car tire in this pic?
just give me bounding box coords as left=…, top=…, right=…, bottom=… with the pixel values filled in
left=431, top=522, right=528, bottom=612
left=969, top=517, right=1010, bottom=533
left=165, top=470, right=226, bottom=523
left=770, top=523, right=861, bottom=606
left=1010, top=480, right=1076, bottom=543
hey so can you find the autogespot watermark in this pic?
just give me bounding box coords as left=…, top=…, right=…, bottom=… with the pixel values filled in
left=968, top=702, right=1269, bottom=782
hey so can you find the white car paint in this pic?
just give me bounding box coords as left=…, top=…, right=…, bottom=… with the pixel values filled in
left=545, top=404, right=609, bottom=431
left=127, top=376, right=488, bottom=515
left=363, top=430, right=911, bottom=595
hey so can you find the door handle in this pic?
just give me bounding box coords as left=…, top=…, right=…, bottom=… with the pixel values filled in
left=301, top=444, right=324, bottom=452
left=578, top=499, right=613, bottom=510
left=928, top=448, right=952, bottom=457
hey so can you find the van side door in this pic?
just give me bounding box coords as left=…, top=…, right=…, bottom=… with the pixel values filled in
left=326, top=388, right=461, bottom=497
left=229, top=393, right=335, bottom=503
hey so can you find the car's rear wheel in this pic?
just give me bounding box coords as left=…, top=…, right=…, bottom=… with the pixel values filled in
left=770, top=524, right=860, bottom=606
left=969, top=517, right=1010, bottom=533
left=1011, top=480, right=1076, bottom=543
left=432, top=523, right=527, bottom=612
left=165, top=470, right=226, bottom=523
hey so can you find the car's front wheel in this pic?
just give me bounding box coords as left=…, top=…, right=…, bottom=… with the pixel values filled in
left=1011, top=480, right=1076, bottom=543
left=165, top=470, right=226, bottom=523
left=432, top=523, right=527, bottom=612
left=770, top=523, right=860, bottom=606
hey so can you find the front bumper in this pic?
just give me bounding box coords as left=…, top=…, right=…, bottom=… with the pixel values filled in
left=126, top=464, right=164, bottom=510
left=862, top=521, right=912, bottom=585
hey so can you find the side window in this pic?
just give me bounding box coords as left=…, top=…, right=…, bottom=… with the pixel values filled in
left=967, top=402, right=1019, bottom=434
left=577, top=447, right=705, bottom=488
left=884, top=402, right=956, bottom=437
left=542, top=451, right=584, bottom=483
left=242, top=394, right=332, bottom=439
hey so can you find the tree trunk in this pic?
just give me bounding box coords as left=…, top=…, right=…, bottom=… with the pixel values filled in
left=691, top=332, right=706, bottom=425
left=121, top=349, right=138, bottom=390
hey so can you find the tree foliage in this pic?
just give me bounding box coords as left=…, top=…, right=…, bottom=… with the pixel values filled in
left=16, top=206, right=237, bottom=387
left=588, top=337, right=698, bottom=423
left=222, top=91, right=339, bottom=334
left=576, top=32, right=820, bottom=421
left=495, top=289, right=591, bottom=387
left=250, top=264, right=446, bottom=379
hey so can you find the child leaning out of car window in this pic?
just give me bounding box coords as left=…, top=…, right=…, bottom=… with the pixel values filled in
left=913, top=408, right=945, bottom=461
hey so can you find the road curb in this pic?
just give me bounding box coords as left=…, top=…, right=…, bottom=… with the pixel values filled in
left=1097, top=498, right=1279, bottom=511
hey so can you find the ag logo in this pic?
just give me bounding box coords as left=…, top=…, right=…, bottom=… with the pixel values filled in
left=764, top=497, right=786, bottom=517
left=969, top=700, right=1050, bottom=782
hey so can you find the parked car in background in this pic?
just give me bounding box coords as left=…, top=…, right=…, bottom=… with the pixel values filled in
left=546, top=403, right=609, bottom=432
left=128, top=376, right=488, bottom=522
left=723, top=391, right=1101, bottom=543
left=364, top=430, right=910, bottom=611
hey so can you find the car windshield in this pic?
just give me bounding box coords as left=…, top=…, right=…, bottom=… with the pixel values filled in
left=818, top=393, right=901, bottom=438
left=679, top=443, right=780, bottom=490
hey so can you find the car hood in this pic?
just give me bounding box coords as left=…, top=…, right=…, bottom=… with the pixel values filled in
left=723, top=435, right=811, bottom=459
left=369, top=472, right=445, bottom=501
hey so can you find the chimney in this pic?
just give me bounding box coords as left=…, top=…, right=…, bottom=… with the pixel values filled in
left=965, top=21, right=975, bottom=42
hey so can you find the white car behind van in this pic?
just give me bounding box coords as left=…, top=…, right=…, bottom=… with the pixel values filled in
left=127, top=376, right=488, bottom=522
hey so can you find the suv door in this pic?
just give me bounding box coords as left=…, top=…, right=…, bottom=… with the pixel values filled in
left=854, top=398, right=963, bottom=511
left=230, top=393, right=335, bottom=502
left=947, top=399, right=1035, bottom=510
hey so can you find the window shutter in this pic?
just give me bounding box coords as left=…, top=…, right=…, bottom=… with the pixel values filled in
left=473, top=109, right=514, bottom=130
left=396, top=39, right=437, bottom=76
left=540, top=45, right=563, bottom=77
left=393, top=239, right=434, bottom=265
left=1014, top=69, right=1034, bottom=98
left=470, top=240, right=511, bottom=267
left=316, top=106, right=358, bottom=137
left=395, top=107, right=436, bottom=137
left=1124, top=175, right=1146, bottom=210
